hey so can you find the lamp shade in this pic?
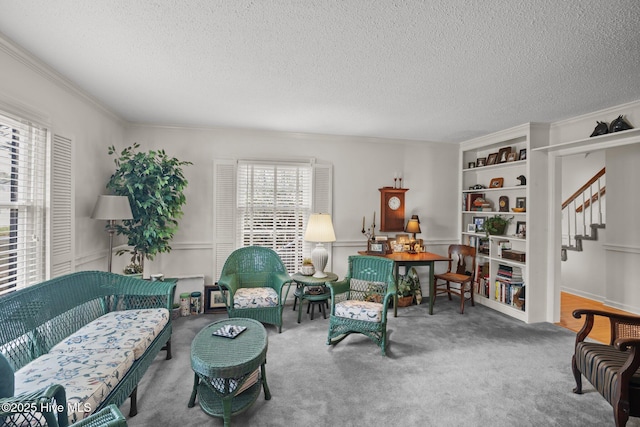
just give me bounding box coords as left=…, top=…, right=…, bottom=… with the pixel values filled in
left=91, top=195, right=133, bottom=220
left=405, top=215, right=421, bottom=234
left=304, top=213, right=336, bottom=243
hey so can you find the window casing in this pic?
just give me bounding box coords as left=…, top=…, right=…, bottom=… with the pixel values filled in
left=0, top=112, right=47, bottom=295
left=213, top=159, right=332, bottom=279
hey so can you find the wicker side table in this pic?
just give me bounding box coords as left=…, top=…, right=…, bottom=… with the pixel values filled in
left=291, top=272, right=338, bottom=323
left=188, top=318, right=270, bottom=426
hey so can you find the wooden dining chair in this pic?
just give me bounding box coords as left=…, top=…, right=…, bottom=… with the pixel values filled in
left=433, top=244, right=476, bottom=314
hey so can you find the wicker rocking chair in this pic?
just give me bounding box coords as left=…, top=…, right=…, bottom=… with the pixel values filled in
left=326, top=255, right=396, bottom=355
left=218, top=246, right=292, bottom=333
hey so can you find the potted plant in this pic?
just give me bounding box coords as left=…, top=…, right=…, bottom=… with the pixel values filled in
left=301, top=258, right=315, bottom=276
left=484, top=215, right=513, bottom=236
left=107, top=143, right=192, bottom=274
left=396, top=275, right=415, bottom=307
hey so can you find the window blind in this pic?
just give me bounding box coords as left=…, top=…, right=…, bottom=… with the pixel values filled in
left=0, top=112, right=47, bottom=295
left=237, top=161, right=312, bottom=273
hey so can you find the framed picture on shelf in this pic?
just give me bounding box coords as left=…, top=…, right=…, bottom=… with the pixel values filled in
left=519, top=149, right=527, bottom=161
left=490, top=177, right=504, bottom=188
left=467, top=223, right=477, bottom=233
left=497, top=147, right=512, bottom=163
left=473, top=216, right=485, bottom=232
left=516, top=221, right=527, bottom=237
left=468, top=161, right=475, bottom=169
left=486, top=153, right=498, bottom=165
left=516, top=197, right=526, bottom=210
left=506, top=152, right=517, bottom=162
left=204, top=285, right=229, bottom=313
left=476, top=157, right=486, bottom=167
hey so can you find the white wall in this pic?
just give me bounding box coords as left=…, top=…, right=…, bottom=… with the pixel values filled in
left=551, top=100, right=640, bottom=314
left=0, top=36, right=126, bottom=275
left=122, top=125, right=459, bottom=285
left=560, top=151, right=606, bottom=300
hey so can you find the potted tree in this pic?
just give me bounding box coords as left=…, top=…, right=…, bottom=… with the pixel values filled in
left=107, top=143, right=191, bottom=274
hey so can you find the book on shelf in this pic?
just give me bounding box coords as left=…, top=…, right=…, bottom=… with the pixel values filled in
left=464, top=192, right=485, bottom=211
left=494, top=280, right=525, bottom=310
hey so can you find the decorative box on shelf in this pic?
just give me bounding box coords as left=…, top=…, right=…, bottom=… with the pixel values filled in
left=502, top=250, right=526, bottom=262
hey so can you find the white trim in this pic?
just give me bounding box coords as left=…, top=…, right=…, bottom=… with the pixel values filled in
left=550, top=99, right=640, bottom=129
left=0, top=33, right=124, bottom=124
left=602, top=244, right=640, bottom=254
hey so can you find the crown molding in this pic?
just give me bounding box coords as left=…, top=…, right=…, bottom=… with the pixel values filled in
left=0, top=32, right=125, bottom=125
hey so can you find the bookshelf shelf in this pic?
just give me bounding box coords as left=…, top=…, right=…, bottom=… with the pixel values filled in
left=460, top=123, right=549, bottom=323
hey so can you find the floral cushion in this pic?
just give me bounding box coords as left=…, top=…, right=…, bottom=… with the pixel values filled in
left=233, top=287, right=278, bottom=309
left=334, top=300, right=383, bottom=323
left=50, top=308, right=169, bottom=360
left=14, top=349, right=134, bottom=424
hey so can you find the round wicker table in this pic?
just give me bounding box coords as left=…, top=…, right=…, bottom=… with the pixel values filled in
left=188, top=318, right=270, bottom=426
left=291, top=272, right=338, bottom=323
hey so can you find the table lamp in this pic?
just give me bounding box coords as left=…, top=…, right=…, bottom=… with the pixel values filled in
left=405, top=215, right=421, bottom=253
left=304, top=213, right=336, bottom=278
left=91, top=195, right=133, bottom=272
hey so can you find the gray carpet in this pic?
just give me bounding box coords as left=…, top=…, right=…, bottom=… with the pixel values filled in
left=120, top=299, right=638, bottom=427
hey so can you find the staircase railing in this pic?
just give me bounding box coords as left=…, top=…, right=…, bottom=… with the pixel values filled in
left=561, top=167, right=606, bottom=259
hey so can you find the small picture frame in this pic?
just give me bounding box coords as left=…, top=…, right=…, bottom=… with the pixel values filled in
left=367, top=240, right=391, bottom=254
left=497, top=147, right=512, bottom=163
left=490, top=177, right=504, bottom=188
left=519, top=149, right=527, bottom=161
left=516, top=221, right=527, bottom=237
left=468, top=162, right=475, bottom=169
left=516, top=197, right=526, bottom=210
left=506, top=152, right=518, bottom=162
left=476, top=157, right=486, bottom=167
left=473, top=216, right=485, bottom=232
left=204, top=284, right=229, bottom=313
left=486, top=153, right=498, bottom=165
left=467, top=223, right=477, bottom=233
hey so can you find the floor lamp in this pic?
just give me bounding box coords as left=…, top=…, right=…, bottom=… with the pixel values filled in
left=304, top=213, right=336, bottom=278
left=91, top=195, right=133, bottom=272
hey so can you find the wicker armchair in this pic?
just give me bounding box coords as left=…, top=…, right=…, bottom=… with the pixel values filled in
left=572, top=309, right=640, bottom=427
left=326, top=255, right=396, bottom=355
left=218, top=246, right=292, bottom=333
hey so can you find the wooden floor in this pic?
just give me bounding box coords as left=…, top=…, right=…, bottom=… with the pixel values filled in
left=557, top=292, right=634, bottom=344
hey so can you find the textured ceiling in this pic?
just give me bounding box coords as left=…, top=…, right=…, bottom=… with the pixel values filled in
left=1, top=0, right=639, bottom=143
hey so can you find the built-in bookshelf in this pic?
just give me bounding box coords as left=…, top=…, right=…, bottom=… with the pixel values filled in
left=459, top=123, right=549, bottom=323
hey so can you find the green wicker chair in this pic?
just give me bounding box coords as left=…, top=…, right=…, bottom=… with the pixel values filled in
left=218, top=246, right=292, bottom=333
left=326, top=255, right=396, bottom=355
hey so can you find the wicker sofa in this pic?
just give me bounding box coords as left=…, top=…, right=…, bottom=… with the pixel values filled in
left=0, top=271, right=176, bottom=426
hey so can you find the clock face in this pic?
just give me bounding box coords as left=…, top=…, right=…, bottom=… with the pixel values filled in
left=388, top=196, right=401, bottom=210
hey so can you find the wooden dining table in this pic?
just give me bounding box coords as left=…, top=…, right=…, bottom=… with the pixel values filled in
left=358, top=251, right=450, bottom=316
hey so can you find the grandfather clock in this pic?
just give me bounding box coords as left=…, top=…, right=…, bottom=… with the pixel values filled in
left=379, top=187, right=408, bottom=232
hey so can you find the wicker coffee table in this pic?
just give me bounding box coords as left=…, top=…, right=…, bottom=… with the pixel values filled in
left=188, top=318, right=271, bottom=426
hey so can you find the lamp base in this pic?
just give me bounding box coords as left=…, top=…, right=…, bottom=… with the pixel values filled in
left=311, top=243, right=329, bottom=278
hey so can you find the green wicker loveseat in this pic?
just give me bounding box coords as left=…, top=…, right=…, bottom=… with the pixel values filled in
left=218, top=246, right=292, bottom=333
left=326, top=255, right=396, bottom=356
left=0, top=271, right=176, bottom=427
left=572, top=309, right=640, bottom=427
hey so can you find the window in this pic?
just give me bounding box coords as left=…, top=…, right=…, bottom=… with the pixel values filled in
left=237, top=161, right=312, bottom=272
left=213, top=159, right=332, bottom=279
left=0, top=112, right=47, bottom=295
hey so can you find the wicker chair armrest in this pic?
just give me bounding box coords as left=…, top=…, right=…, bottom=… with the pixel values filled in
left=270, top=273, right=293, bottom=293
left=217, top=275, right=238, bottom=307
left=70, top=404, right=126, bottom=427
left=327, top=279, right=350, bottom=299
left=573, top=309, right=640, bottom=345
left=0, top=384, right=68, bottom=427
